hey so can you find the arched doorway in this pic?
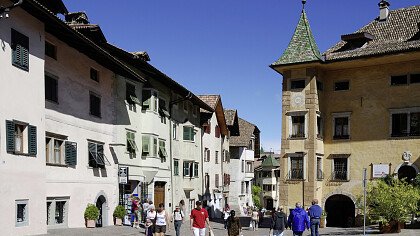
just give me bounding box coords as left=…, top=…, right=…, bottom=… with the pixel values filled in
left=398, top=165, right=417, bottom=181
left=96, top=195, right=106, bottom=227
left=325, top=194, right=355, bottom=227
left=264, top=197, right=274, bottom=210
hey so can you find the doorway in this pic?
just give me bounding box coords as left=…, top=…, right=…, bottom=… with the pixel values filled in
left=265, top=197, right=274, bottom=210
left=398, top=165, right=417, bottom=181
left=96, top=195, right=107, bottom=227
left=154, top=181, right=166, bottom=206
left=325, top=194, right=355, bottom=227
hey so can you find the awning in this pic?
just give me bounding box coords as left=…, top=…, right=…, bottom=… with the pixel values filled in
left=143, top=170, right=158, bottom=184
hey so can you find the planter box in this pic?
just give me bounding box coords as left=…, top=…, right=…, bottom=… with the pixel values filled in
left=115, top=218, right=122, bottom=226
left=380, top=221, right=404, bottom=233
left=86, top=219, right=96, bottom=228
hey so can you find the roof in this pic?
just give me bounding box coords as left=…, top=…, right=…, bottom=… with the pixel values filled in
left=324, top=5, right=420, bottom=61
left=198, top=95, right=228, bottom=135
left=224, top=109, right=236, bottom=126
left=260, top=155, right=280, bottom=168
left=197, top=95, right=219, bottom=112
left=271, top=8, right=321, bottom=66
left=224, top=109, right=240, bottom=136
left=21, top=0, right=144, bottom=82
left=35, top=0, right=68, bottom=15
left=230, top=118, right=258, bottom=147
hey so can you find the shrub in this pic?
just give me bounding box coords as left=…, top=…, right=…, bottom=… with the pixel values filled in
left=84, top=204, right=99, bottom=220
left=113, top=205, right=126, bottom=219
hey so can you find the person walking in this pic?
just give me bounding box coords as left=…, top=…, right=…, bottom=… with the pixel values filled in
left=269, top=207, right=287, bottom=236
left=190, top=201, right=212, bottom=236
left=145, top=205, right=156, bottom=236
left=251, top=207, right=259, bottom=231
left=227, top=210, right=242, bottom=236
left=223, top=204, right=230, bottom=230
left=154, top=203, right=170, bottom=236
left=142, top=199, right=150, bottom=223
left=288, top=202, right=310, bottom=236
left=308, top=199, right=323, bottom=236
left=131, top=197, right=140, bottom=229
left=172, top=206, right=184, bottom=236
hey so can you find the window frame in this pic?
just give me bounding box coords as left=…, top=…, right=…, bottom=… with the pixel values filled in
left=88, top=141, right=109, bottom=168
left=287, top=154, right=305, bottom=180
left=174, top=159, right=179, bottom=176
left=334, top=80, right=350, bottom=91
left=126, top=130, right=138, bottom=159
left=15, top=199, right=29, bottom=227
left=11, top=28, right=29, bottom=71
left=46, top=136, right=65, bottom=165
left=45, top=73, right=58, bottom=103
left=390, top=107, right=420, bottom=137
left=332, top=157, right=349, bottom=181
left=90, top=67, right=99, bottom=82
left=332, top=112, right=351, bottom=140
left=89, top=92, right=101, bottom=118
left=290, top=79, right=306, bottom=90
left=183, top=126, right=196, bottom=142
left=45, top=40, right=57, bottom=60
left=46, top=197, right=69, bottom=228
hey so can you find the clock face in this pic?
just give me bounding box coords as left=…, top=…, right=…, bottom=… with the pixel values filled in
left=292, top=94, right=304, bottom=106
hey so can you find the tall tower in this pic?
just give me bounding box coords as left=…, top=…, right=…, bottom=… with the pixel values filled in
left=270, top=0, right=323, bottom=209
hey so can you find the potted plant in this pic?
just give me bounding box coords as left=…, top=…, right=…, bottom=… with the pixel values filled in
left=113, top=205, right=126, bottom=226
left=320, top=211, right=327, bottom=228
left=84, top=204, right=99, bottom=228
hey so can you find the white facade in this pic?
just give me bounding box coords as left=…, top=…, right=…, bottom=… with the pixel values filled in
left=0, top=6, right=47, bottom=235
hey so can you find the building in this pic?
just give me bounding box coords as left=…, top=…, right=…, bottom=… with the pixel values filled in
left=254, top=153, right=280, bottom=210
left=198, top=95, right=230, bottom=218
left=271, top=0, right=420, bottom=227
left=225, top=112, right=260, bottom=215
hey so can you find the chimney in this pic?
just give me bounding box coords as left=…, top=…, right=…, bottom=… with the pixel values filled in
left=378, top=0, right=390, bottom=21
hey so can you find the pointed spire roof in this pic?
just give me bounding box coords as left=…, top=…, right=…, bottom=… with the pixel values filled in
left=261, top=154, right=280, bottom=168
left=272, top=5, right=322, bottom=66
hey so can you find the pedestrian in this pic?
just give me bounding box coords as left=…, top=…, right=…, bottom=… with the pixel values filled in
left=258, top=208, right=264, bottom=227
left=172, top=206, right=184, bottom=236
left=179, top=199, right=186, bottom=214
left=145, top=205, right=156, bottom=236
left=190, top=200, right=213, bottom=236
left=142, top=199, right=150, bottom=223
left=308, top=199, right=322, bottom=236
left=227, top=210, right=242, bottom=236
left=131, top=197, right=140, bottom=229
left=148, top=200, right=155, bottom=211
left=154, top=203, right=170, bottom=236
left=288, top=202, right=310, bottom=236
left=251, top=207, right=259, bottom=231
left=269, top=207, right=287, bottom=236
left=223, top=204, right=230, bottom=230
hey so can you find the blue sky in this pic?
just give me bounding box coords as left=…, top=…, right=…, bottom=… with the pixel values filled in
left=63, top=0, right=419, bottom=153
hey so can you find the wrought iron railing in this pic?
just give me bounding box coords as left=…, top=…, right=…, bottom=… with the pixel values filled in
left=287, top=169, right=304, bottom=180
left=331, top=170, right=348, bottom=181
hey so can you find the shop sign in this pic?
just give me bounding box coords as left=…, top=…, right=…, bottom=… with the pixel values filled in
left=119, top=167, right=129, bottom=184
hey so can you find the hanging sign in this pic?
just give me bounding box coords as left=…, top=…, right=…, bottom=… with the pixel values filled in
left=119, top=167, right=129, bottom=184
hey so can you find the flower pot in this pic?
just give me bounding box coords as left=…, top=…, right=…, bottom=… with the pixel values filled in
left=86, top=219, right=96, bottom=228
left=115, top=218, right=122, bottom=226
left=379, top=220, right=403, bottom=233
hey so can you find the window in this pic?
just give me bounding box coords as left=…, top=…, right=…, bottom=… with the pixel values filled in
left=410, top=74, right=420, bottom=84
left=142, top=135, right=150, bottom=156
left=126, top=83, right=139, bottom=111
left=334, top=116, right=350, bottom=139
left=89, top=92, right=101, bottom=118
left=46, top=137, right=63, bottom=165
left=290, top=157, right=303, bottom=179
left=6, top=120, right=36, bottom=156
left=215, top=125, right=220, bottom=138
left=291, top=80, right=305, bottom=89
left=159, top=98, right=168, bottom=123
left=183, top=126, right=195, bottom=141
left=317, top=116, right=323, bottom=139
left=173, top=124, right=177, bottom=140
left=391, top=112, right=420, bottom=136
left=142, top=89, right=158, bottom=111
left=334, top=81, right=349, bottom=91
left=88, top=142, right=109, bottom=168
left=215, top=151, right=219, bottom=164
left=90, top=68, right=99, bottom=82
left=317, top=157, right=323, bottom=180
left=248, top=139, right=254, bottom=150
left=205, top=173, right=210, bottom=189
left=45, top=41, right=56, bottom=60
left=215, top=174, right=219, bottom=188
left=183, top=161, right=193, bottom=177
left=291, top=116, right=305, bottom=138
left=204, top=120, right=211, bottom=134
left=204, top=148, right=210, bottom=162
left=159, top=140, right=167, bottom=159
left=45, top=74, right=58, bottom=103
left=263, top=184, right=273, bottom=191
left=192, top=105, right=198, bottom=117
left=126, top=131, right=138, bottom=159
left=262, top=171, right=272, bottom=178
left=153, top=137, right=158, bottom=157
left=391, top=75, right=408, bottom=85
left=241, top=160, right=244, bottom=172
left=174, top=159, right=179, bottom=176
left=316, top=80, right=323, bottom=91
left=46, top=197, right=69, bottom=227
left=246, top=162, right=253, bottom=173
left=333, top=158, right=348, bottom=181
left=194, top=162, right=199, bottom=177
left=16, top=200, right=28, bottom=227
left=11, top=29, right=29, bottom=71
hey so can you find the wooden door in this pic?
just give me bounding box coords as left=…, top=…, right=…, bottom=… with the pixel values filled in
left=154, top=182, right=166, bottom=206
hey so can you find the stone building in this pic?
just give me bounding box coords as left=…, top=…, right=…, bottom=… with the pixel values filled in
left=254, top=153, right=280, bottom=210
left=271, top=0, right=420, bottom=227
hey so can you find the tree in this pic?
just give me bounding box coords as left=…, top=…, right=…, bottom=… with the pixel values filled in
left=367, top=177, right=420, bottom=232
left=252, top=185, right=262, bottom=209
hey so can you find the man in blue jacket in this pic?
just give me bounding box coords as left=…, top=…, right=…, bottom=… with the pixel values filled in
left=308, top=199, right=323, bottom=236
left=287, top=202, right=310, bottom=236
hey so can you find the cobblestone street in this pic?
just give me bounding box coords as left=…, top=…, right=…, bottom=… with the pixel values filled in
left=41, top=220, right=420, bottom=236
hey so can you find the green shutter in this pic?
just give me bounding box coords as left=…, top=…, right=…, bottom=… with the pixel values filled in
left=142, top=136, right=150, bottom=155
left=28, top=125, right=37, bottom=156
left=11, top=29, right=29, bottom=71
left=6, top=120, right=15, bottom=153
left=65, top=141, right=77, bottom=166
left=183, top=127, right=190, bottom=140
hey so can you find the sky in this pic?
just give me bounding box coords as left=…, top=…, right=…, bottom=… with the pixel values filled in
left=63, top=0, right=419, bottom=153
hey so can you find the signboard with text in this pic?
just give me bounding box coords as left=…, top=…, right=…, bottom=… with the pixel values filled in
left=119, top=167, right=129, bottom=184
left=372, top=164, right=389, bottom=178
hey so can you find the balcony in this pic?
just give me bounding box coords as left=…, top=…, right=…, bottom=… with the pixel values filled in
left=286, top=169, right=304, bottom=180
left=331, top=170, right=348, bottom=181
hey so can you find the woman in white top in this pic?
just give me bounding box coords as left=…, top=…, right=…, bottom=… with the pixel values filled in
left=145, top=206, right=156, bottom=236
left=154, top=203, right=170, bottom=236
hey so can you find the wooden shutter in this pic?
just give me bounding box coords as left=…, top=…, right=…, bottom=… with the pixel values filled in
left=65, top=141, right=77, bottom=166
left=11, top=29, right=29, bottom=71
left=6, top=120, right=15, bottom=153
left=28, top=125, right=37, bottom=156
